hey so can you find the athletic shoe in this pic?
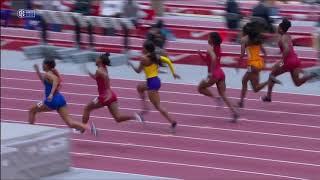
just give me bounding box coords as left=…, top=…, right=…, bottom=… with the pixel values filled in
left=171, top=122, right=177, bottom=133
left=237, top=101, right=244, bottom=108
left=90, top=121, right=98, bottom=137
left=72, top=129, right=83, bottom=134
left=135, top=113, right=144, bottom=123
left=261, top=96, right=271, bottom=102
left=230, top=112, right=239, bottom=123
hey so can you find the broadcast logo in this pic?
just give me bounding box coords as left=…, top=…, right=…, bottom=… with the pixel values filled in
left=17, top=9, right=36, bottom=18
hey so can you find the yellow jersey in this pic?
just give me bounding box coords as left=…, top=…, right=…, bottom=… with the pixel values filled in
left=143, top=56, right=175, bottom=79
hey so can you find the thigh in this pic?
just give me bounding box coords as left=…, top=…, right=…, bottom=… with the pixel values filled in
left=107, top=102, right=120, bottom=119
left=249, top=68, right=261, bottom=87
left=290, top=68, right=302, bottom=80
left=88, top=97, right=105, bottom=110
left=199, top=77, right=218, bottom=89
left=271, top=61, right=287, bottom=77
left=57, top=106, right=73, bottom=124
left=242, top=70, right=251, bottom=83
left=137, top=82, right=148, bottom=92
left=148, top=90, right=161, bottom=107
left=216, top=80, right=226, bottom=95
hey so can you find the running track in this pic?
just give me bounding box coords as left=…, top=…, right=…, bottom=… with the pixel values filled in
left=1, top=69, right=320, bottom=179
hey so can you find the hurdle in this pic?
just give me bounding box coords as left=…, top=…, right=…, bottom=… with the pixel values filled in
left=53, top=11, right=84, bottom=61
left=69, top=14, right=100, bottom=63
left=22, top=9, right=138, bottom=64
left=22, top=11, right=64, bottom=60
left=70, top=15, right=137, bottom=65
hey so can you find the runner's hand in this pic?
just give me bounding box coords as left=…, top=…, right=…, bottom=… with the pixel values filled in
left=173, top=73, right=181, bottom=79
left=33, top=64, right=40, bottom=71
left=47, top=94, right=53, bottom=102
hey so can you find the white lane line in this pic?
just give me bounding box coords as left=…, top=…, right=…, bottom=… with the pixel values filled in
left=4, top=95, right=319, bottom=129
left=2, top=119, right=320, bottom=154
left=2, top=68, right=320, bottom=97
left=1, top=117, right=313, bottom=179
left=71, top=138, right=320, bottom=167
left=71, top=152, right=309, bottom=180
left=2, top=118, right=317, bottom=167
left=2, top=85, right=320, bottom=119
left=2, top=98, right=320, bottom=141
left=2, top=76, right=320, bottom=107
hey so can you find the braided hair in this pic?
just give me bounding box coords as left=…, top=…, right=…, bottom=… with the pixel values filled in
left=43, top=57, right=61, bottom=85
left=143, top=40, right=162, bottom=66
left=209, top=32, right=222, bottom=45
left=243, top=22, right=263, bottom=45
left=279, top=18, right=291, bottom=33
left=100, top=52, right=111, bottom=66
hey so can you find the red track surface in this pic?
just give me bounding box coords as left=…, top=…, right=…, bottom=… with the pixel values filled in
left=1, top=69, right=320, bottom=179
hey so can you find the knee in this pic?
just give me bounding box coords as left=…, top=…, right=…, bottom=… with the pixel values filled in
left=242, top=79, right=247, bottom=86
left=269, top=71, right=277, bottom=79
left=29, top=107, right=36, bottom=114
left=113, top=115, right=122, bottom=123
left=252, top=87, right=259, bottom=93
left=137, top=85, right=144, bottom=93
left=29, top=106, right=37, bottom=115
left=198, top=83, right=206, bottom=94
left=267, top=75, right=274, bottom=82
left=197, top=86, right=203, bottom=94
left=294, top=81, right=302, bottom=87
left=84, top=104, right=93, bottom=112
left=28, top=108, right=36, bottom=124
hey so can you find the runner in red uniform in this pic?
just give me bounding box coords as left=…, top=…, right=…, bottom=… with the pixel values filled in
left=198, top=32, right=239, bottom=122
left=81, top=53, right=143, bottom=135
left=262, top=19, right=318, bottom=102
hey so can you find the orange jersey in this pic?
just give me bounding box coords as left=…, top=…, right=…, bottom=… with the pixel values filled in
left=246, top=45, right=264, bottom=70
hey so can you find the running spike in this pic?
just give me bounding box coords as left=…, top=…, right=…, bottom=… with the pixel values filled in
left=261, top=96, right=271, bottom=102
left=135, top=113, right=144, bottom=123
left=171, top=122, right=177, bottom=133
left=230, top=113, right=239, bottom=123
left=90, top=121, right=98, bottom=137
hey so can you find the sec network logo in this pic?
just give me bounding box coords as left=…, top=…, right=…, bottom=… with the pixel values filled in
left=17, top=9, right=36, bottom=18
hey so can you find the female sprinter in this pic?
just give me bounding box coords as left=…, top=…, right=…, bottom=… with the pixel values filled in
left=238, top=22, right=281, bottom=107
left=262, top=19, right=318, bottom=102
left=128, top=41, right=180, bottom=131
left=28, top=58, right=95, bottom=135
left=81, top=53, right=143, bottom=134
left=198, top=32, right=239, bottom=122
